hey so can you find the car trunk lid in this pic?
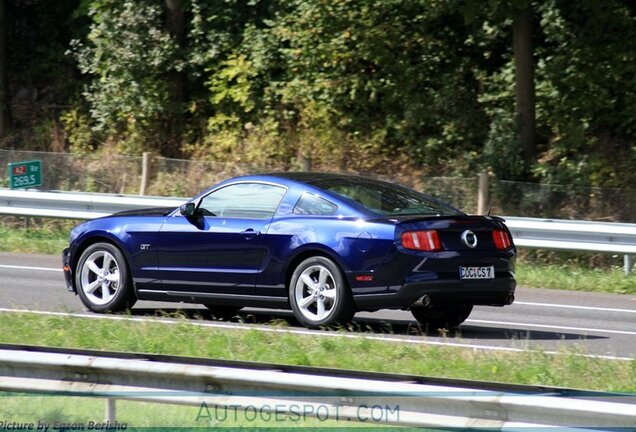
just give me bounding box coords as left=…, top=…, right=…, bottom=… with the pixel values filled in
left=374, top=215, right=513, bottom=252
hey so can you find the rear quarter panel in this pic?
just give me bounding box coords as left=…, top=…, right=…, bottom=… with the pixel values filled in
left=257, top=216, right=396, bottom=296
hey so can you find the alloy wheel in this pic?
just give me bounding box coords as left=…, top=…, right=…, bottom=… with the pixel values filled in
left=80, top=250, right=121, bottom=306
left=294, top=264, right=338, bottom=322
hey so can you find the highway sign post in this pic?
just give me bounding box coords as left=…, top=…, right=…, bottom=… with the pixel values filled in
left=8, top=160, right=42, bottom=189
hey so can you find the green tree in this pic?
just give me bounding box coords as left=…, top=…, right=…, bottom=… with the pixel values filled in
left=512, top=1, right=536, bottom=169
left=57, top=0, right=636, bottom=190
left=70, top=0, right=179, bottom=154
left=533, top=0, right=636, bottom=187
left=164, top=0, right=186, bottom=156
left=0, top=0, right=9, bottom=138
left=227, top=0, right=490, bottom=171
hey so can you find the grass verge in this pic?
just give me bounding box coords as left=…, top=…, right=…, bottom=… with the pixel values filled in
left=516, top=261, right=636, bottom=294
left=0, top=221, right=71, bottom=255
left=0, top=312, right=633, bottom=392
left=0, top=312, right=633, bottom=428
left=2, top=222, right=634, bottom=294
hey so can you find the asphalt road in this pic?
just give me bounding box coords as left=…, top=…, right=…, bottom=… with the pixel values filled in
left=1, top=252, right=634, bottom=359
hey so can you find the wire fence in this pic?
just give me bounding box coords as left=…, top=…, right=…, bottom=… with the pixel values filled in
left=491, top=180, right=636, bottom=223
left=2, top=148, right=636, bottom=222
left=0, top=149, right=142, bottom=194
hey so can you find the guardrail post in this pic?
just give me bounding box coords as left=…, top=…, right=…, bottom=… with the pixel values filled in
left=625, top=255, right=634, bottom=275
left=105, top=398, right=116, bottom=422
left=477, top=172, right=489, bottom=214
left=139, top=152, right=150, bottom=196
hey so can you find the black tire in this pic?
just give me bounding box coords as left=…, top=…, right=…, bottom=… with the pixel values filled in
left=289, top=256, right=355, bottom=328
left=204, top=304, right=243, bottom=319
left=75, top=242, right=136, bottom=313
left=411, top=305, right=473, bottom=331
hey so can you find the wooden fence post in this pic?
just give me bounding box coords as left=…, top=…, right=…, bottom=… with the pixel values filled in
left=477, top=172, right=489, bottom=214
left=139, top=152, right=150, bottom=196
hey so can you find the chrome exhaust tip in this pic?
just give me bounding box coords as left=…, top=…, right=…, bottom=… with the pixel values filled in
left=414, top=294, right=432, bottom=308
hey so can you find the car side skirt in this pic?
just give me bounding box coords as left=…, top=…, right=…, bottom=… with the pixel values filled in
left=136, top=289, right=289, bottom=308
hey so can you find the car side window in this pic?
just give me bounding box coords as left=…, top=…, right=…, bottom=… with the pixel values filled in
left=293, top=193, right=338, bottom=215
left=198, top=183, right=286, bottom=219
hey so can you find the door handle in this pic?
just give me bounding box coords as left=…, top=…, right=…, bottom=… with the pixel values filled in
left=241, top=228, right=260, bottom=239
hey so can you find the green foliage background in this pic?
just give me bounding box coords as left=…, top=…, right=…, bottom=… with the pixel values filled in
left=5, top=0, right=636, bottom=187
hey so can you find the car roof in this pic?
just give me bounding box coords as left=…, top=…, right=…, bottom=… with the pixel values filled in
left=264, top=171, right=402, bottom=190
left=217, top=171, right=383, bottom=190
left=199, top=172, right=460, bottom=218
left=269, top=171, right=363, bottom=183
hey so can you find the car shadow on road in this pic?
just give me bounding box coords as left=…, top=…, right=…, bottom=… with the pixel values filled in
left=129, top=307, right=607, bottom=342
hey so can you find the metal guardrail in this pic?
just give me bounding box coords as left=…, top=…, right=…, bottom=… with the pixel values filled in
left=503, top=217, right=636, bottom=274
left=0, top=188, right=634, bottom=273
left=0, top=188, right=185, bottom=219
left=505, top=217, right=636, bottom=254
left=0, top=345, right=634, bottom=429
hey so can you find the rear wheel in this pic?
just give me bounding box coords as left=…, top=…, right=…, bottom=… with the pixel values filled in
left=411, top=305, right=473, bottom=330
left=289, top=256, right=354, bottom=328
left=75, top=242, right=136, bottom=312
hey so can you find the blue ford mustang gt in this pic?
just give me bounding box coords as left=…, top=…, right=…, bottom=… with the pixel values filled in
left=63, top=173, right=516, bottom=329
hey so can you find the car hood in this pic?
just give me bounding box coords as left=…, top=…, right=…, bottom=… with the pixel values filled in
left=109, top=207, right=176, bottom=217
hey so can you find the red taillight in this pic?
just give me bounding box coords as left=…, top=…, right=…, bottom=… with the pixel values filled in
left=492, top=230, right=512, bottom=250
left=401, top=230, right=442, bottom=251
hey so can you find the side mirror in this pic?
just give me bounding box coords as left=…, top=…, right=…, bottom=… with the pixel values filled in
left=179, top=202, right=196, bottom=217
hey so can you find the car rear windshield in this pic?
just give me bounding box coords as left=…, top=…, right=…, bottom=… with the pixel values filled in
left=311, top=177, right=462, bottom=216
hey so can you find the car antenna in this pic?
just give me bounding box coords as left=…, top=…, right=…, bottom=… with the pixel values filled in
left=486, top=205, right=492, bottom=216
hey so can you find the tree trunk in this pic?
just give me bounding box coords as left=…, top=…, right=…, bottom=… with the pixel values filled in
left=164, top=0, right=185, bottom=157
left=513, top=2, right=535, bottom=172
left=0, top=0, right=10, bottom=138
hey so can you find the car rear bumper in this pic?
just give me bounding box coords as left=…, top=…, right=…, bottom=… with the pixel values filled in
left=62, top=247, right=75, bottom=293
left=352, top=276, right=516, bottom=309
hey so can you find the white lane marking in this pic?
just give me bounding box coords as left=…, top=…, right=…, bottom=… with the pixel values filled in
left=0, top=308, right=631, bottom=361
left=0, top=264, right=62, bottom=272
left=2, top=263, right=635, bottom=314
left=514, top=301, right=636, bottom=314
left=467, top=319, right=636, bottom=336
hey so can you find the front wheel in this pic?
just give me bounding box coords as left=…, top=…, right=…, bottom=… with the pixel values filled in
left=289, top=256, right=354, bottom=328
left=75, top=242, right=136, bottom=313
left=411, top=305, right=473, bottom=331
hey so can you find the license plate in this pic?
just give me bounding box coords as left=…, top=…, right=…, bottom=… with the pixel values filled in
left=459, top=266, right=494, bottom=279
